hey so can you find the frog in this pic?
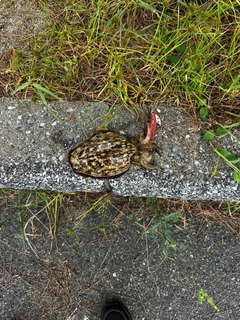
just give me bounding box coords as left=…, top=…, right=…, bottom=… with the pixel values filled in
left=69, top=107, right=160, bottom=179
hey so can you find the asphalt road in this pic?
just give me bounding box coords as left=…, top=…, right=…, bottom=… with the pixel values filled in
left=0, top=195, right=239, bottom=320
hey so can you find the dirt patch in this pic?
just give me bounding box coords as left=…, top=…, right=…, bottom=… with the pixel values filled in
left=0, top=0, right=44, bottom=96
left=0, top=1, right=42, bottom=56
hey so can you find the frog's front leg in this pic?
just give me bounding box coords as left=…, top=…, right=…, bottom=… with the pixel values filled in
left=139, top=150, right=159, bottom=170
left=140, top=158, right=159, bottom=170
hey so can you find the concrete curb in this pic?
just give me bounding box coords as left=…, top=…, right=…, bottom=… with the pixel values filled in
left=0, top=97, right=239, bottom=200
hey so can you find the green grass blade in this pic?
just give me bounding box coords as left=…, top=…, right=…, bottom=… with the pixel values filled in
left=12, top=81, right=31, bottom=95
left=32, top=83, right=63, bottom=101
left=37, top=89, right=61, bottom=121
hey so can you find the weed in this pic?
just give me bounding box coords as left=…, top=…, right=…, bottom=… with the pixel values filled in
left=225, top=201, right=240, bottom=217
left=140, top=197, right=221, bottom=312
left=0, top=190, right=65, bottom=251
left=67, top=192, right=113, bottom=233
left=137, top=197, right=184, bottom=263
left=202, top=115, right=240, bottom=183
left=32, top=190, right=65, bottom=237
left=170, top=253, right=220, bottom=313
left=0, top=213, right=15, bottom=228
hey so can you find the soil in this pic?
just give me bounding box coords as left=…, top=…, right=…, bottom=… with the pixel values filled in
left=0, top=0, right=42, bottom=56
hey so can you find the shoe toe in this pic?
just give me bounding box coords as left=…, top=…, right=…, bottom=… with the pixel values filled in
left=101, top=303, right=132, bottom=320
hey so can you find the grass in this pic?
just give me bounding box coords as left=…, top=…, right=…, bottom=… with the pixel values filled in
left=202, top=114, right=240, bottom=183
left=2, top=0, right=239, bottom=119
left=1, top=190, right=239, bottom=245
left=65, top=192, right=113, bottom=233
left=0, top=190, right=65, bottom=251
left=138, top=197, right=184, bottom=259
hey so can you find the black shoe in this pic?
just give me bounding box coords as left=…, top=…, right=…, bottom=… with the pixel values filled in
left=101, top=302, right=132, bottom=320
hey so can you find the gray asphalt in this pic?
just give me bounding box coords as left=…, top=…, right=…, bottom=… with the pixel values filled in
left=0, top=195, right=239, bottom=320
left=0, top=97, right=239, bottom=200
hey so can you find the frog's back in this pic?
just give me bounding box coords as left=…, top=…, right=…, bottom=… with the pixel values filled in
left=69, top=131, right=136, bottom=178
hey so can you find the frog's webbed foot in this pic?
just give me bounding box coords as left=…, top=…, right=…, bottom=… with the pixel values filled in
left=140, top=158, right=159, bottom=170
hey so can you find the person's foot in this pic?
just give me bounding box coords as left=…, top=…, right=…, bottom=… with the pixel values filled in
left=101, top=302, right=132, bottom=320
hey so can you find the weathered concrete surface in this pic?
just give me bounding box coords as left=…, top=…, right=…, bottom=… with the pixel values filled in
left=0, top=97, right=239, bottom=200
